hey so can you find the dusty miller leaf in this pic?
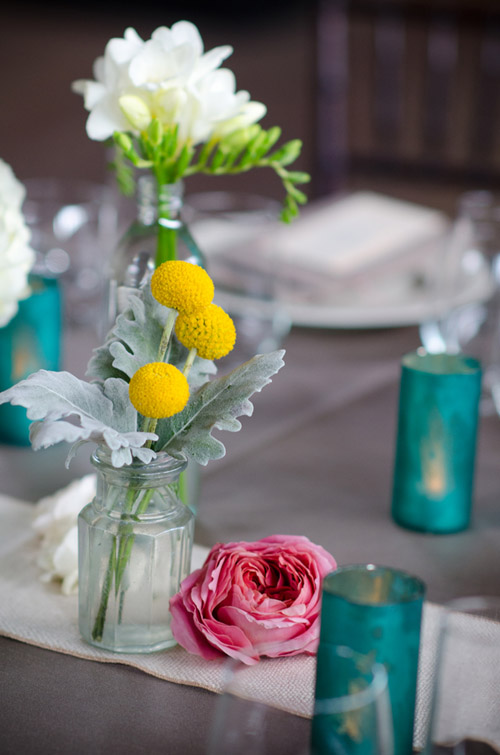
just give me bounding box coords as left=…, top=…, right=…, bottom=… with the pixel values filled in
left=0, top=371, right=157, bottom=467
left=155, top=350, right=285, bottom=465
left=86, top=285, right=216, bottom=389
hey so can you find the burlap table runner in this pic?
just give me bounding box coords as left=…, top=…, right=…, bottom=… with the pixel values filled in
left=1, top=493, right=499, bottom=751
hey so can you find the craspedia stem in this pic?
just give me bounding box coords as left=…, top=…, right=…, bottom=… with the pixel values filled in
left=141, top=416, right=158, bottom=449
left=158, top=309, right=177, bottom=362
left=182, top=347, right=198, bottom=377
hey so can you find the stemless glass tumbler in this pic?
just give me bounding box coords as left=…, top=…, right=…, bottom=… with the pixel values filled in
left=392, top=350, right=482, bottom=534
left=207, top=659, right=310, bottom=755
left=316, top=565, right=425, bottom=755
left=312, top=645, right=394, bottom=755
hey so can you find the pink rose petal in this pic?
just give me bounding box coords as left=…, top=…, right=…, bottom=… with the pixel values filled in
left=169, top=535, right=336, bottom=665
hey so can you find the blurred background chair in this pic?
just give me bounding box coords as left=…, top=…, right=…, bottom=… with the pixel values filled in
left=315, top=0, right=500, bottom=212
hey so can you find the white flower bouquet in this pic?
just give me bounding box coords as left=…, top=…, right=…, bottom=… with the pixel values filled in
left=0, top=159, right=36, bottom=327
left=72, top=20, right=309, bottom=254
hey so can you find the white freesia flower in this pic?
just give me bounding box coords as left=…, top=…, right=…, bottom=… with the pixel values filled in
left=0, top=159, right=36, bottom=327
left=72, top=22, right=266, bottom=145
left=32, top=474, right=97, bottom=595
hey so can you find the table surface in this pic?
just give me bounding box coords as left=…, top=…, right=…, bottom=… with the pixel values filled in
left=1, top=323, right=500, bottom=754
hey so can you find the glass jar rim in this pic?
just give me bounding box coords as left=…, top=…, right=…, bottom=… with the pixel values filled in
left=91, top=446, right=187, bottom=483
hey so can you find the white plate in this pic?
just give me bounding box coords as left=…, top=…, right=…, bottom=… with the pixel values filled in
left=216, top=285, right=436, bottom=329
left=191, top=192, right=494, bottom=330
left=215, top=254, right=493, bottom=330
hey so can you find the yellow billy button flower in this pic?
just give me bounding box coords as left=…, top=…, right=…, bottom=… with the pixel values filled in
left=151, top=260, right=214, bottom=314
left=175, top=304, right=236, bottom=360
left=129, top=362, right=190, bottom=418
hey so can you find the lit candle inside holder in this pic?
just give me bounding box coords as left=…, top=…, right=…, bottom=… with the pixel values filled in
left=392, top=350, right=481, bottom=534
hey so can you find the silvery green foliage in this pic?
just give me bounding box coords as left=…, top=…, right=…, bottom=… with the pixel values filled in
left=0, top=371, right=157, bottom=467
left=0, top=280, right=285, bottom=468
left=156, top=350, right=285, bottom=465
left=87, top=286, right=216, bottom=390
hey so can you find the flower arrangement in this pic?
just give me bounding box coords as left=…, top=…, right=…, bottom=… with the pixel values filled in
left=170, top=536, right=337, bottom=665
left=0, top=261, right=284, bottom=648
left=0, top=158, right=36, bottom=327
left=72, top=21, right=310, bottom=272
left=0, top=260, right=280, bottom=467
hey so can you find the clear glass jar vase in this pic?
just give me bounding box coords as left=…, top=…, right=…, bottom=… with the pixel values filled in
left=78, top=448, right=194, bottom=653
left=108, top=176, right=205, bottom=324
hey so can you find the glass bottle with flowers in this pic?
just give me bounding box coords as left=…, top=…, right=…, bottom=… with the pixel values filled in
left=72, top=21, right=308, bottom=513
left=0, top=261, right=285, bottom=653
left=71, top=21, right=310, bottom=318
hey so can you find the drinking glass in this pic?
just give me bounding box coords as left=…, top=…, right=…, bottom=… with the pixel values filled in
left=185, top=191, right=291, bottom=368
left=206, top=659, right=309, bottom=755
left=420, top=190, right=500, bottom=414
left=425, top=597, right=500, bottom=753
left=23, top=178, right=118, bottom=332
left=312, top=645, right=394, bottom=755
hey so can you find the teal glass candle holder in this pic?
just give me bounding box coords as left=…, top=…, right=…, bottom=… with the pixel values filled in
left=314, top=564, right=425, bottom=755
left=0, top=275, right=62, bottom=445
left=392, top=350, right=482, bottom=534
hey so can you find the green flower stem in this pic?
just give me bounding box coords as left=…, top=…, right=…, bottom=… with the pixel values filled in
left=142, top=416, right=158, bottom=450
left=155, top=181, right=177, bottom=267
left=158, top=309, right=177, bottom=363
left=114, top=487, right=155, bottom=593
left=91, top=485, right=142, bottom=642
left=91, top=481, right=164, bottom=641
left=182, top=347, right=197, bottom=377
left=91, top=534, right=117, bottom=642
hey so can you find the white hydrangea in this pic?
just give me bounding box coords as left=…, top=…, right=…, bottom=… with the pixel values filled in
left=0, top=159, right=36, bottom=327
left=72, top=22, right=266, bottom=146
left=32, top=474, right=97, bottom=595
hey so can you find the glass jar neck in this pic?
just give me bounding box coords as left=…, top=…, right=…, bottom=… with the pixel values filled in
left=136, top=176, right=184, bottom=225
left=91, top=447, right=186, bottom=492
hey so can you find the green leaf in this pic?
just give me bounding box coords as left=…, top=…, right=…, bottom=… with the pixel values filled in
left=155, top=351, right=285, bottom=465
left=86, top=286, right=216, bottom=390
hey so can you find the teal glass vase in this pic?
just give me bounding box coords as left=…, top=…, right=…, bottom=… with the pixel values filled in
left=392, top=351, right=482, bottom=533
left=0, top=274, right=61, bottom=445
left=78, top=448, right=194, bottom=653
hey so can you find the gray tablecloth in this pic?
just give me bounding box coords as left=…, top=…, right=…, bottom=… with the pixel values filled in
left=1, top=324, right=500, bottom=754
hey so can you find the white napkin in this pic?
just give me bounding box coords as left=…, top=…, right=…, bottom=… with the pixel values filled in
left=268, top=191, right=448, bottom=279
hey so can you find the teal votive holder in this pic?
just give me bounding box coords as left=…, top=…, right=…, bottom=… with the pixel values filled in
left=0, top=275, right=62, bottom=445
left=392, top=350, right=482, bottom=534
left=313, top=564, right=426, bottom=755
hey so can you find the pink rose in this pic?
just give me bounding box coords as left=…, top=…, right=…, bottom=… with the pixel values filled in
left=170, top=535, right=337, bottom=665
